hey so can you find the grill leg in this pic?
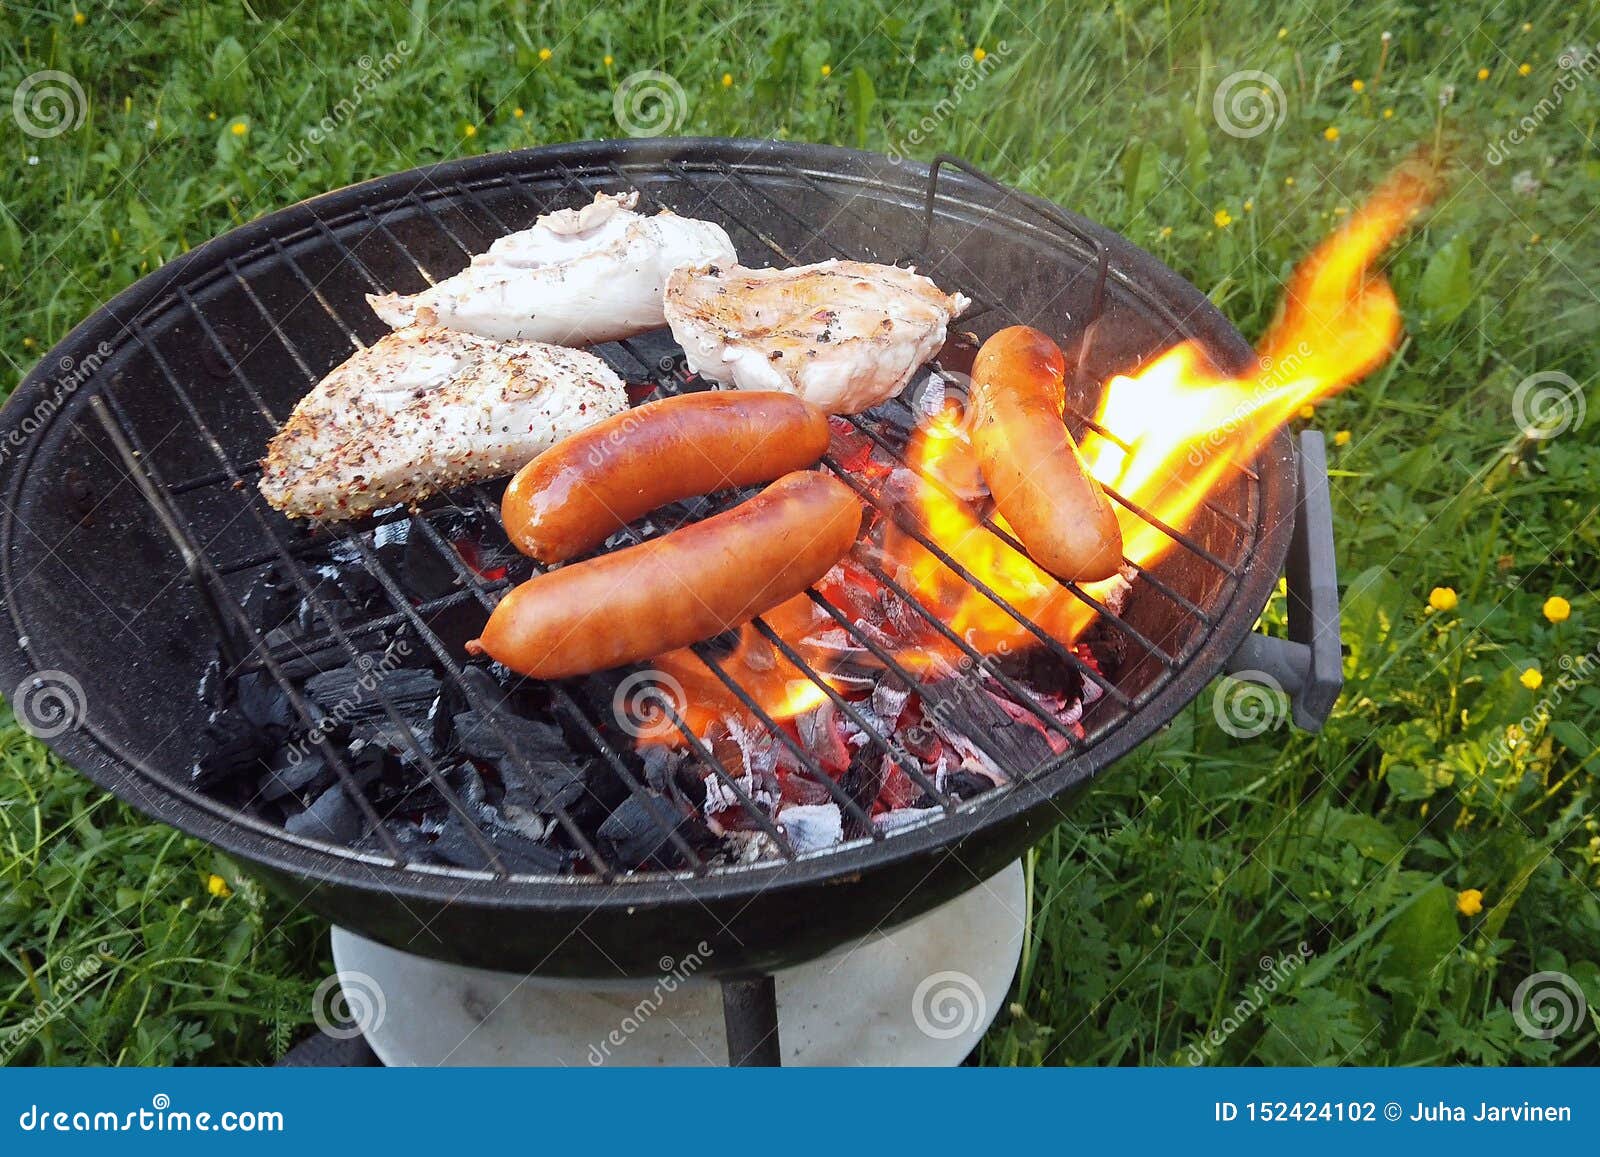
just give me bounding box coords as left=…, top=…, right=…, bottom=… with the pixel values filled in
left=721, top=976, right=781, bottom=1066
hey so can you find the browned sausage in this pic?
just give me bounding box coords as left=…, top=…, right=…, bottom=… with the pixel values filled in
left=468, top=471, right=861, bottom=679
left=969, top=326, right=1123, bottom=582
left=502, top=390, right=831, bottom=563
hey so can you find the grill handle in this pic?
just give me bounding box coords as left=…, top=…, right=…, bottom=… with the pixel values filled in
left=1223, top=431, right=1343, bottom=731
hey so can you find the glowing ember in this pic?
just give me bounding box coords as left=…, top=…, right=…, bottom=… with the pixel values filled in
left=642, top=160, right=1433, bottom=735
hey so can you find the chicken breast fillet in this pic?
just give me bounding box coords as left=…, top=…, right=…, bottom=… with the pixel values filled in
left=366, top=191, right=737, bottom=345
left=663, top=259, right=971, bottom=414
left=260, top=326, right=626, bottom=521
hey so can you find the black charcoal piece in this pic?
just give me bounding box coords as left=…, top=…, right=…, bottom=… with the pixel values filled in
left=259, top=748, right=333, bottom=802
left=942, top=769, right=997, bottom=800
left=285, top=783, right=366, bottom=844
left=500, top=757, right=594, bottom=816
left=597, top=793, right=707, bottom=870
left=430, top=814, right=570, bottom=875
left=305, top=662, right=440, bottom=722
left=450, top=709, right=569, bottom=764
left=235, top=670, right=295, bottom=734
left=191, top=706, right=276, bottom=787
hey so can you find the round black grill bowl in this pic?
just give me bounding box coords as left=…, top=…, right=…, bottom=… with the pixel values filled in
left=0, top=139, right=1293, bottom=977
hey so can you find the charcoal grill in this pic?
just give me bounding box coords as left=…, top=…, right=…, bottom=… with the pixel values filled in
left=0, top=139, right=1341, bottom=1061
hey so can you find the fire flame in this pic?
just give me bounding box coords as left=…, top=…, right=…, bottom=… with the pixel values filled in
left=645, top=162, right=1433, bottom=734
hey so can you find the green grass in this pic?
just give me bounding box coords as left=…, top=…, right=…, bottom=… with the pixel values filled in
left=2, top=0, right=1598, bottom=1065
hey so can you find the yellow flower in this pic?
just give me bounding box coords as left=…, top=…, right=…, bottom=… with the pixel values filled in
left=1428, top=586, right=1458, bottom=612
left=1518, top=63, right=1531, bottom=76
left=1456, top=888, right=1483, bottom=917
left=1158, top=225, right=1172, bottom=238
left=207, top=111, right=217, bottom=121
left=1323, top=125, right=1340, bottom=141
left=1213, top=208, right=1233, bottom=228
left=513, top=107, right=524, bottom=119
left=1522, top=22, right=1532, bottom=32
left=1543, top=596, right=1571, bottom=623
left=539, top=47, right=552, bottom=62
left=22, top=337, right=36, bottom=350
left=1382, top=107, right=1394, bottom=119
left=1521, top=667, right=1543, bottom=690
left=1506, top=723, right=1524, bottom=744
left=1277, top=27, right=1288, bottom=39
left=721, top=72, right=733, bottom=88
left=1297, top=404, right=1315, bottom=420
left=603, top=54, right=613, bottom=67
left=972, top=46, right=987, bottom=62
left=73, top=9, right=86, bottom=25
left=1476, top=67, right=1490, bottom=81
left=1351, top=79, right=1365, bottom=92
left=206, top=874, right=232, bottom=899
left=463, top=123, right=477, bottom=138
left=230, top=120, right=247, bottom=136
left=1333, top=429, right=1351, bottom=446
left=1284, top=176, right=1296, bottom=186
left=1243, top=199, right=1253, bottom=212
left=820, top=64, right=832, bottom=77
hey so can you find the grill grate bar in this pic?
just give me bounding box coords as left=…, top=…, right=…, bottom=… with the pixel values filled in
left=202, top=265, right=616, bottom=875
left=88, top=389, right=411, bottom=866
left=139, top=304, right=515, bottom=873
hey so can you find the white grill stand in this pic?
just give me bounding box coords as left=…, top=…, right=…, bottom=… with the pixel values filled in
left=331, top=859, right=1024, bottom=1066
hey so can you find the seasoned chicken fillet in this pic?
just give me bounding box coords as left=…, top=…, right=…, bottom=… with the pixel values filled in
left=259, top=326, right=626, bottom=521
left=664, top=259, right=970, bottom=414
left=367, top=191, right=737, bottom=345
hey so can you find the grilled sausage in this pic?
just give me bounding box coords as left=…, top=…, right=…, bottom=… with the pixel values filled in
left=502, top=390, right=832, bottom=563
left=969, top=326, right=1124, bottom=582
left=468, top=471, right=861, bottom=679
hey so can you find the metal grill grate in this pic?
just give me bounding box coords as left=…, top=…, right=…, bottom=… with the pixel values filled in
left=66, top=149, right=1265, bottom=884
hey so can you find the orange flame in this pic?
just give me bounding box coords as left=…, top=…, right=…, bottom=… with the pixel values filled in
left=645, top=161, right=1433, bottom=734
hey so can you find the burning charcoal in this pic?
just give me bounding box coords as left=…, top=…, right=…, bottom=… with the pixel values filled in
left=285, top=782, right=367, bottom=844
left=795, top=701, right=852, bottom=775
left=920, top=677, right=1056, bottom=780
left=259, top=747, right=334, bottom=802
left=597, top=792, right=710, bottom=870
left=777, top=802, right=843, bottom=853
left=837, top=750, right=885, bottom=840
left=779, top=768, right=836, bottom=807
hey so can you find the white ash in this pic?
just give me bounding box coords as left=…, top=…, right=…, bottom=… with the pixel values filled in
left=778, top=803, right=844, bottom=853
left=874, top=806, right=944, bottom=834
left=702, top=770, right=777, bottom=818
